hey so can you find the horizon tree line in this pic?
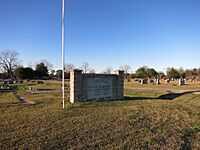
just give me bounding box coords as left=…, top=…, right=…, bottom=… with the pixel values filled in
left=1, top=49, right=200, bottom=80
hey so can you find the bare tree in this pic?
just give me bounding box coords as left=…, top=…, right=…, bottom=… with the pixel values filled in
left=120, top=64, right=131, bottom=74
left=80, top=62, right=89, bottom=73
left=0, top=49, right=20, bottom=78
left=103, top=66, right=113, bottom=74
left=65, top=64, right=75, bottom=73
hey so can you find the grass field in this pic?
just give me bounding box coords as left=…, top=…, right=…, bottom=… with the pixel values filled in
left=0, top=80, right=200, bottom=149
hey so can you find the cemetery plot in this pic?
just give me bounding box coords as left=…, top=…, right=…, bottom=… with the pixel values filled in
left=0, top=80, right=199, bottom=149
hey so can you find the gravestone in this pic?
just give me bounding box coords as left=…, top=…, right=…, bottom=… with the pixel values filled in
left=140, top=79, right=147, bottom=84
left=179, top=78, right=185, bottom=86
left=156, top=78, right=160, bottom=85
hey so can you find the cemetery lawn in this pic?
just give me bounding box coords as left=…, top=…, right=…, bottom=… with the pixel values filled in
left=125, top=80, right=200, bottom=91
left=0, top=81, right=200, bottom=149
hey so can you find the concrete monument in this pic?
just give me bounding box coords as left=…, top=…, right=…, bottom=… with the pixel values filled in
left=70, top=69, right=124, bottom=103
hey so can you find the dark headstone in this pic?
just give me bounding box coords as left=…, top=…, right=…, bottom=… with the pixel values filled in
left=140, top=79, right=147, bottom=84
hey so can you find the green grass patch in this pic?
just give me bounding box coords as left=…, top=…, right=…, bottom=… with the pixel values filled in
left=191, top=125, right=200, bottom=132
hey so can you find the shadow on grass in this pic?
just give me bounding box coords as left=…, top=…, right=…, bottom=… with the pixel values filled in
left=124, top=96, right=154, bottom=101
left=125, top=90, right=200, bottom=101
left=3, top=90, right=200, bottom=109
left=67, top=90, right=200, bottom=108
left=0, top=102, right=20, bottom=108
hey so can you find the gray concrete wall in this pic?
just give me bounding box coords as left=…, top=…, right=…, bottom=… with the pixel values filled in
left=70, top=69, right=124, bottom=103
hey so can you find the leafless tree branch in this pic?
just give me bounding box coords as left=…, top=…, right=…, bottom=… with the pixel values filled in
left=0, top=49, right=20, bottom=78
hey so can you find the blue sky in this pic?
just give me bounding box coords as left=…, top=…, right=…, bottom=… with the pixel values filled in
left=0, top=0, right=200, bottom=73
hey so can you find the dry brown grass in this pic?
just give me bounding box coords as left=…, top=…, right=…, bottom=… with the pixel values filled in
left=66, top=94, right=200, bottom=149
left=0, top=80, right=199, bottom=149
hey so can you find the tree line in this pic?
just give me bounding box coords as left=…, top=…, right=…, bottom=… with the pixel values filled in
left=0, top=49, right=55, bottom=80
left=0, top=49, right=200, bottom=80
left=135, top=66, right=200, bottom=79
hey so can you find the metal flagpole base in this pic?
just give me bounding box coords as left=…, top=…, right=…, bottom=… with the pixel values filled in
left=62, top=98, right=65, bottom=109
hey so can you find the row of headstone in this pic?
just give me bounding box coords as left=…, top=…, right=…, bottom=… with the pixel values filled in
left=3, top=80, right=13, bottom=85
left=3, top=80, right=23, bottom=85
left=140, top=78, right=160, bottom=85
left=0, top=84, right=17, bottom=90
left=139, top=78, right=186, bottom=86
left=165, top=78, right=186, bottom=86
left=164, top=78, right=185, bottom=86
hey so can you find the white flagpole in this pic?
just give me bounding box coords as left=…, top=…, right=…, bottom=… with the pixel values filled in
left=62, top=0, right=65, bottom=109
